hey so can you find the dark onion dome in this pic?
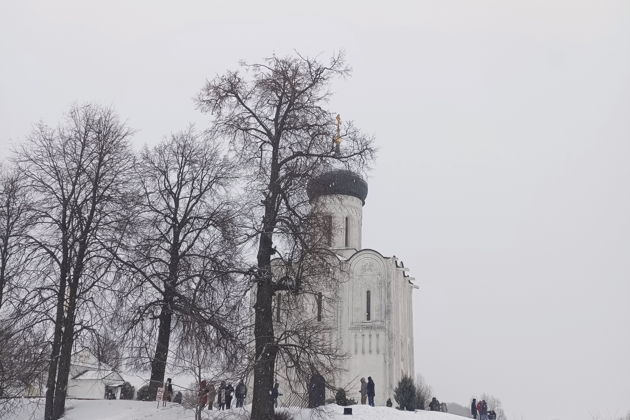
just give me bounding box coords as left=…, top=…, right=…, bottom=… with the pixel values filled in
left=307, top=169, right=368, bottom=205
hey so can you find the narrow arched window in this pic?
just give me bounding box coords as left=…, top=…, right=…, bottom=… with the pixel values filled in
left=344, top=217, right=350, bottom=247
left=316, top=292, right=323, bottom=322
left=366, top=290, right=371, bottom=321
left=276, top=294, right=281, bottom=322
left=323, top=215, right=332, bottom=247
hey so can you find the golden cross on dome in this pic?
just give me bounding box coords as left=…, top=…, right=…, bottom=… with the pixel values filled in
left=334, top=114, right=342, bottom=144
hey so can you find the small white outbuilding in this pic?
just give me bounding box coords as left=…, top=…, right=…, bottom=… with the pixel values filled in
left=67, top=350, right=125, bottom=399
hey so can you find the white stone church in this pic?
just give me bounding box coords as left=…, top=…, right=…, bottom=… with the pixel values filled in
left=274, top=168, right=417, bottom=406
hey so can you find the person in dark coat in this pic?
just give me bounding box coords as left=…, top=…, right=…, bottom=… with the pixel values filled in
left=359, top=378, right=368, bottom=405
left=217, top=381, right=226, bottom=410
left=271, top=382, right=282, bottom=408
left=366, top=376, right=375, bottom=407
left=163, top=378, right=173, bottom=406
left=479, top=400, right=488, bottom=420
left=207, top=383, right=216, bottom=410
left=235, top=380, right=247, bottom=408
left=471, top=398, right=478, bottom=419
left=386, top=398, right=393, bottom=407
left=225, top=383, right=234, bottom=409
left=429, top=397, right=441, bottom=411
left=198, top=380, right=209, bottom=410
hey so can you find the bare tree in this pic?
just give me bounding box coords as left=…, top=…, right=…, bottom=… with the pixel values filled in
left=17, top=104, right=135, bottom=420
left=198, top=52, right=374, bottom=420
left=85, top=330, right=122, bottom=371
left=0, top=166, right=32, bottom=313
left=108, top=128, right=245, bottom=400
left=0, top=322, right=48, bottom=412
left=415, top=374, right=432, bottom=410
left=481, top=393, right=508, bottom=420
left=0, top=167, right=48, bottom=416
left=171, top=322, right=241, bottom=420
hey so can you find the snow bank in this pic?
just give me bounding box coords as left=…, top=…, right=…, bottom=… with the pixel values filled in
left=10, top=399, right=465, bottom=420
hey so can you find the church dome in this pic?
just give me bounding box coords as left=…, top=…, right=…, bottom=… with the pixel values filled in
left=307, top=169, right=368, bottom=205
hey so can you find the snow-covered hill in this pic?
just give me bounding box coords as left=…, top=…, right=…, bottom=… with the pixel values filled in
left=12, top=399, right=467, bottom=420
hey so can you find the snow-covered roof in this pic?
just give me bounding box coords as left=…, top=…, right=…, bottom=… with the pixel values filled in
left=73, top=370, right=120, bottom=381
left=120, top=372, right=150, bottom=390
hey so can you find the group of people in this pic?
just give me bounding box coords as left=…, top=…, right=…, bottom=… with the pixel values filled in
left=471, top=398, right=497, bottom=420
left=198, top=380, right=248, bottom=410
left=358, top=377, right=376, bottom=407
left=429, top=397, right=445, bottom=411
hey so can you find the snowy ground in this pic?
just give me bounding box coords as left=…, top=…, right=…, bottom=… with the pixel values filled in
left=10, top=399, right=465, bottom=420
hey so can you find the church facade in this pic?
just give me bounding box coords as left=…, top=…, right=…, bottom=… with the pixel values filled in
left=304, top=169, right=417, bottom=405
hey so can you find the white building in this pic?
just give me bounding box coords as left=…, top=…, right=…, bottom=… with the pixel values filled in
left=67, top=350, right=125, bottom=399
left=271, top=169, right=416, bottom=407
left=306, top=169, right=417, bottom=405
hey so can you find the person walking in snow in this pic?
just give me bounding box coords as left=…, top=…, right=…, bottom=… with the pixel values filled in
left=218, top=381, right=227, bottom=410
left=235, top=380, right=247, bottom=408
left=429, top=397, right=441, bottom=411
left=479, top=400, right=488, bottom=420
left=207, top=382, right=216, bottom=410
left=366, top=376, right=375, bottom=407
left=225, top=383, right=234, bottom=409
left=471, top=398, right=478, bottom=419
left=386, top=398, right=393, bottom=407
left=271, top=382, right=282, bottom=408
left=163, top=378, right=173, bottom=406
left=198, top=380, right=209, bottom=410
left=359, top=377, right=368, bottom=405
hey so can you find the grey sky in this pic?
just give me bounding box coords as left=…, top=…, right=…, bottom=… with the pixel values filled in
left=1, top=1, right=629, bottom=419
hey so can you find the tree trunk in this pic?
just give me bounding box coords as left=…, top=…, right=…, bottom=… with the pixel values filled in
left=44, top=268, right=68, bottom=420
left=0, top=244, right=6, bottom=309
left=251, top=280, right=276, bottom=420
left=148, top=301, right=173, bottom=400
left=52, top=285, right=77, bottom=419
left=148, top=225, right=179, bottom=401
left=251, top=143, right=281, bottom=420
left=52, top=227, right=91, bottom=419
left=251, top=201, right=277, bottom=420
left=44, top=291, right=65, bottom=420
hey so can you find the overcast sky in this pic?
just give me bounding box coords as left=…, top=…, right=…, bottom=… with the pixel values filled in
left=1, top=1, right=629, bottom=419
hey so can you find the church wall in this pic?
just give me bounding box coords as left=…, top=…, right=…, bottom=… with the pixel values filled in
left=337, top=251, right=394, bottom=404
left=268, top=248, right=416, bottom=407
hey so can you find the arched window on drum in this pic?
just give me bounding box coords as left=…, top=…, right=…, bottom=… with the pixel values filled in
left=316, top=292, right=323, bottom=322
left=366, top=290, right=371, bottom=321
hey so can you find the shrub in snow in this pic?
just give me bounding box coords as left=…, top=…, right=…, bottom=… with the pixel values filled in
left=173, top=391, right=182, bottom=404
left=181, top=383, right=199, bottom=409
left=136, top=385, right=151, bottom=401
left=394, top=375, right=417, bottom=411
left=273, top=410, right=294, bottom=420
left=414, top=375, right=432, bottom=410
left=120, top=382, right=135, bottom=400
left=333, top=388, right=357, bottom=406
left=335, top=388, right=348, bottom=406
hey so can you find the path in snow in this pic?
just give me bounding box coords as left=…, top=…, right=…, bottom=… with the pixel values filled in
left=10, top=399, right=465, bottom=420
